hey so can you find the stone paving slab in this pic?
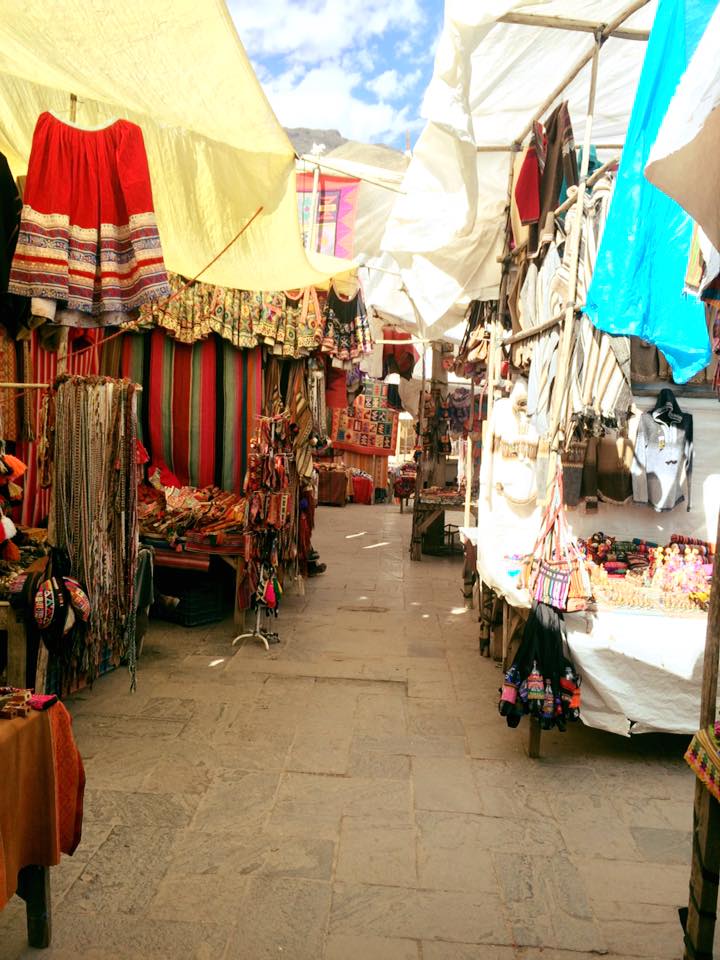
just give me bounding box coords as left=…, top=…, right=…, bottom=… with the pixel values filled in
left=0, top=503, right=701, bottom=959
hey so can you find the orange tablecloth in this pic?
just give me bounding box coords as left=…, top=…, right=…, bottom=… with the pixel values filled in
left=0, top=702, right=85, bottom=909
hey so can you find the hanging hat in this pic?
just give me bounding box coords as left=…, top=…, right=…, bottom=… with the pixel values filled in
left=34, top=577, right=62, bottom=630
left=63, top=577, right=91, bottom=622
left=1, top=515, right=17, bottom=541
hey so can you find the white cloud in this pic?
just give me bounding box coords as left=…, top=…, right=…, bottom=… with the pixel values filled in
left=263, top=61, right=416, bottom=142
left=230, top=0, right=423, bottom=62
left=367, top=68, right=422, bottom=101
left=229, top=0, right=435, bottom=144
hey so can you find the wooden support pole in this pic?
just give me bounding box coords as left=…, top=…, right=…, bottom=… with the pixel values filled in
left=528, top=716, right=542, bottom=759
left=463, top=379, right=474, bottom=527
left=17, top=865, right=52, bottom=949
left=430, top=343, right=447, bottom=488
left=544, top=33, right=601, bottom=489
left=410, top=336, right=427, bottom=562
left=308, top=164, right=320, bottom=252
left=497, top=11, right=650, bottom=40
left=515, top=46, right=599, bottom=146
left=554, top=155, right=621, bottom=216
left=603, top=0, right=652, bottom=38
left=683, top=512, right=720, bottom=960
left=503, top=314, right=562, bottom=347
left=514, top=0, right=650, bottom=146
left=478, top=320, right=501, bottom=508
left=56, top=328, right=68, bottom=376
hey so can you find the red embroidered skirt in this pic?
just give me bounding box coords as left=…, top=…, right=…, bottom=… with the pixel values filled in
left=8, top=112, right=170, bottom=319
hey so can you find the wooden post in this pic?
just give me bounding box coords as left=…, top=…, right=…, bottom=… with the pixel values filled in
left=56, top=329, right=68, bottom=375
left=463, top=379, right=475, bottom=527
left=528, top=716, right=542, bottom=759
left=410, top=341, right=427, bottom=561
left=57, top=92, right=72, bottom=381
left=514, top=0, right=649, bottom=145
left=430, top=342, right=447, bottom=488
left=17, top=865, right=52, bottom=949
left=683, top=513, right=720, bottom=960
left=544, top=33, right=601, bottom=494
left=307, top=163, right=320, bottom=252
left=497, top=10, right=650, bottom=40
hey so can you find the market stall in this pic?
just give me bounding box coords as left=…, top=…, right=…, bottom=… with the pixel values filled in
left=421, top=0, right=720, bottom=752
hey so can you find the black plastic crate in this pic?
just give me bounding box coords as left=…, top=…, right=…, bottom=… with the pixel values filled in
left=153, top=566, right=229, bottom=626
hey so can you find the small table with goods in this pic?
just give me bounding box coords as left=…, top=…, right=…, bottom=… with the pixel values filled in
left=0, top=694, right=85, bottom=948
left=411, top=488, right=477, bottom=561
left=481, top=519, right=713, bottom=757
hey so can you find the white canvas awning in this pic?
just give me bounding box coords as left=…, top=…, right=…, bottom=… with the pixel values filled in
left=0, top=0, right=353, bottom=292
left=372, top=1, right=657, bottom=341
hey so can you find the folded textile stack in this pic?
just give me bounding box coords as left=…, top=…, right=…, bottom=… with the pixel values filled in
left=580, top=532, right=657, bottom=577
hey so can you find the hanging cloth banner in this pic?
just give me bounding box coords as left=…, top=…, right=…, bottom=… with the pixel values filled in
left=331, top=379, right=399, bottom=457
left=111, top=330, right=262, bottom=493
left=296, top=172, right=360, bottom=260
left=584, top=0, right=717, bottom=384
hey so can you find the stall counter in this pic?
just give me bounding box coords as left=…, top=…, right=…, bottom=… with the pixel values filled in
left=476, top=526, right=708, bottom=736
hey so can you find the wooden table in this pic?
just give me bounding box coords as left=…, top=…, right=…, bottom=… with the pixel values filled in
left=0, top=703, right=85, bottom=948
left=410, top=494, right=477, bottom=561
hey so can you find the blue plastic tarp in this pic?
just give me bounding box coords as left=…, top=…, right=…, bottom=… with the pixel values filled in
left=585, top=0, right=719, bottom=384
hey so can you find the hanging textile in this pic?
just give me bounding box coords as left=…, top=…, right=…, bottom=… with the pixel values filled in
left=8, top=113, right=170, bottom=326
left=143, top=274, right=323, bottom=357
left=531, top=102, right=579, bottom=253
left=45, top=375, right=139, bottom=686
left=296, top=172, right=360, bottom=259
left=17, top=330, right=101, bottom=527
left=585, top=0, right=716, bottom=383
left=0, top=151, right=29, bottom=338
left=106, top=330, right=261, bottom=493
left=550, top=174, right=632, bottom=433
left=321, top=285, right=373, bottom=363
left=330, top=379, right=399, bottom=457
left=285, top=360, right=314, bottom=482
left=308, top=357, right=327, bottom=440
left=382, top=327, right=420, bottom=380
left=339, top=451, right=388, bottom=490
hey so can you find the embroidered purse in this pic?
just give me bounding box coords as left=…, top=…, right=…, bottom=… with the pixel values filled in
left=528, top=466, right=592, bottom=612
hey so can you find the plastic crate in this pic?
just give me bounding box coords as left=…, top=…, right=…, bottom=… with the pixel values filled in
left=152, top=570, right=229, bottom=627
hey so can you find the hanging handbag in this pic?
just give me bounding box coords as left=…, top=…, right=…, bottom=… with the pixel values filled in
left=528, top=466, right=592, bottom=612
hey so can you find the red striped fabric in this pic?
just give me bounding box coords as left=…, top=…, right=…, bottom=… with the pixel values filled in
left=17, top=332, right=101, bottom=526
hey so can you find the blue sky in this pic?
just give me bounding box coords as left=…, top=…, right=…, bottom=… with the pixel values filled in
left=229, top=0, right=444, bottom=148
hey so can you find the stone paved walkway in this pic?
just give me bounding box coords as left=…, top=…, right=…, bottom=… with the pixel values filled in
left=1, top=504, right=697, bottom=959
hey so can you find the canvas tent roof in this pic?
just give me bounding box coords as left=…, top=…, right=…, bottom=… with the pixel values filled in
left=0, top=0, right=353, bottom=292
left=368, top=0, right=657, bottom=342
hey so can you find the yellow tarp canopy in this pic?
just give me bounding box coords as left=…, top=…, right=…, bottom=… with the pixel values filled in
left=0, top=0, right=353, bottom=290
